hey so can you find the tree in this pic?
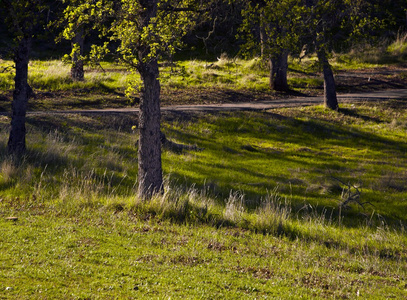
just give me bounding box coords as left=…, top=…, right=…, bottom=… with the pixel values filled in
left=57, top=0, right=111, bottom=81
left=116, top=0, right=210, bottom=198
left=54, top=1, right=87, bottom=82
left=69, top=26, right=85, bottom=81
left=301, top=0, right=384, bottom=110
left=302, top=0, right=347, bottom=110
left=239, top=0, right=302, bottom=92
left=63, top=0, right=206, bottom=198
left=184, top=0, right=244, bottom=56
left=368, top=0, right=407, bottom=34
left=121, top=0, right=163, bottom=198
left=0, top=0, right=52, bottom=156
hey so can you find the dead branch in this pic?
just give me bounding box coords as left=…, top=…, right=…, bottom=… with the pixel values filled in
left=0, top=66, right=14, bottom=73
left=331, top=176, right=374, bottom=210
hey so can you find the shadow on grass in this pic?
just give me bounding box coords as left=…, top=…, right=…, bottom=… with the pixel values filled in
left=2, top=108, right=404, bottom=230
left=23, top=114, right=139, bottom=192
left=339, top=108, right=383, bottom=123
left=336, top=75, right=407, bottom=92
left=161, top=109, right=407, bottom=227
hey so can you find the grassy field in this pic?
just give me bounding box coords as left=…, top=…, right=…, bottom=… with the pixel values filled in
left=0, top=98, right=406, bottom=298
left=1, top=42, right=407, bottom=297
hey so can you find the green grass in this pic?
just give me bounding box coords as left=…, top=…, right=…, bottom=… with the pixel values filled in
left=159, top=57, right=270, bottom=91
left=387, top=33, right=407, bottom=61
left=0, top=100, right=406, bottom=298
left=1, top=208, right=405, bottom=299
left=161, top=104, right=407, bottom=222
left=335, top=33, right=407, bottom=66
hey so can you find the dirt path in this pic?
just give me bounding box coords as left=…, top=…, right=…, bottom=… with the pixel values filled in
left=16, top=88, right=407, bottom=115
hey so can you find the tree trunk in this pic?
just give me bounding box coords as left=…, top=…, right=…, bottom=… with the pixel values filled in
left=7, top=35, right=31, bottom=156
left=259, top=14, right=266, bottom=57
left=317, top=50, right=338, bottom=110
left=71, top=28, right=84, bottom=81
left=269, top=50, right=289, bottom=92
left=137, top=59, right=163, bottom=198
left=136, top=0, right=163, bottom=199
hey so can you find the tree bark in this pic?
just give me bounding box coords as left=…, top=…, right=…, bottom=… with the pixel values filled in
left=7, top=35, right=31, bottom=156
left=269, top=50, right=289, bottom=92
left=317, top=50, right=338, bottom=110
left=259, top=12, right=266, bottom=57
left=137, top=59, right=163, bottom=198
left=70, top=28, right=84, bottom=81
left=136, top=0, right=163, bottom=199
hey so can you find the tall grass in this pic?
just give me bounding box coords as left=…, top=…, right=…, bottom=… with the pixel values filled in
left=337, top=32, right=407, bottom=65
left=28, top=60, right=130, bottom=92
left=159, top=56, right=270, bottom=91
left=1, top=56, right=271, bottom=94
left=385, top=32, right=407, bottom=64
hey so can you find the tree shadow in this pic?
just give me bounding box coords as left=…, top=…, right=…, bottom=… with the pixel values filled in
left=161, top=109, right=407, bottom=228
left=24, top=114, right=139, bottom=178
left=336, top=75, right=407, bottom=92
left=339, top=108, right=383, bottom=123
left=2, top=109, right=404, bottom=231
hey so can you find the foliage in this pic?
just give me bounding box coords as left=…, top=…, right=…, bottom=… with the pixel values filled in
left=238, top=0, right=303, bottom=59
left=53, top=0, right=112, bottom=73
left=59, top=0, right=208, bottom=72
left=301, top=0, right=386, bottom=55
left=0, top=0, right=49, bottom=40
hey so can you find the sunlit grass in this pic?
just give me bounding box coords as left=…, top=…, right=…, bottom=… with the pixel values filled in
left=0, top=56, right=327, bottom=95
left=335, top=33, right=407, bottom=66
left=159, top=56, right=269, bottom=91
left=27, top=60, right=131, bottom=92
left=387, top=32, right=407, bottom=61
left=1, top=206, right=404, bottom=299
